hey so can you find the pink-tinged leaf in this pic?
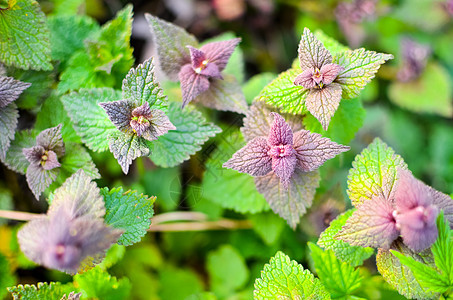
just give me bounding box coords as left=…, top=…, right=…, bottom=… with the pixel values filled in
left=271, top=153, right=297, bottom=188
left=36, top=124, right=65, bottom=157
left=320, top=63, right=343, bottom=85
left=305, top=83, right=342, bottom=131
left=335, top=195, right=399, bottom=249
left=294, top=68, right=317, bottom=89
left=200, top=38, right=241, bottom=72
left=17, top=216, right=50, bottom=267
left=255, top=169, right=320, bottom=228
left=178, top=64, right=210, bottom=108
left=23, top=145, right=45, bottom=166
left=140, top=109, right=176, bottom=142
left=132, top=102, right=152, bottom=119
left=268, top=112, right=293, bottom=146
left=199, top=62, right=222, bottom=79
left=145, top=14, right=198, bottom=81
left=187, top=46, right=206, bottom=69
left=0, top=103, right=19, bottom=160
left=26, top=163, right=59, bottom=199
left=108, top=131, right=150, bottom=174
left=395, top=169, right=432, bottom=211
left=99, top=100, right=134, bottom=134
left=430, top=188, right=453, bottom=226
left=193, top=75, right=247, bottom=113
left=130, top=102, right=153, bottom=137
left=298, top=28, right=332, bottom=70
left=241, top=101, right=303, bottom=141
left=48, top=170, right=105, bottom=220
left=223, top=137, right=272, bottom=176
left=293, top=129, right=350, bottom=172
left=41, top=150, right=61, bottom=170
left=0, top=76, right=31, bottom=108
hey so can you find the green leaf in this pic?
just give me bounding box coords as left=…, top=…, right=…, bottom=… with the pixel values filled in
left=249, top=212, right=286, bottom=246
left=98, top=244, right=126, bottom=270
left=318, top=210, right=374, bottom=267
left=61, top=88, right=120, bottom=152
left=1, top=129, right=37, bottom=174
left=149, top=102, right=221, bottom=167
left=303, top=97, right=365, bottom=145
left=50, top=0, right=84, bottom=16
left=48, top=15, right=100, bottom=67
left=122, top=57, right=167, bottom=110
left=74, top=266, right=131, bottom=300
left=260, top=67, right=309, bottom=115
left=377, top=242, right=439, bottom=299
left=314, top=30, right=350, bottom=56
left=308, top=242, right=363, bottom=299
left=108, top=130, right=150, bottom=174
left=58, top=142, right=100, bottom=180
left=0, top=0, right=52, bottom=70
left=7, top=282, right=76, bottom=300
left=206, top=245, right=249, bottom=299
left=102, top=187, right=155, bottom=246
left=388, top=63, right=453, bottom=117
left=254, top=251, right=330, bottom=299
left=334, top=49, right=393, bottom=99
left=347, top=138, right=407, bottom=207
left=430, top=125, right=453, bottom=193
left=0, top=253, right=15, bottom=299
left=202, top=131, right=270, bottom=214
left=159, top=267, right=204, bottom=300
left=432, top=212, right=453, bottom=285
left=242, top=72, right=276, bottom=104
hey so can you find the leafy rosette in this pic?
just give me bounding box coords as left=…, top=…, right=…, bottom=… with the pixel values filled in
left=223, top=101, right=349, bottom=228
left=17, top=170, right=123, bottom=274
left=145, top=14, right=247, bottom=113
left=260, top=28, right=392, bottom=130
left=0, top=76, right=31, bottom=160
left=334, top=138, right=453, bottom=299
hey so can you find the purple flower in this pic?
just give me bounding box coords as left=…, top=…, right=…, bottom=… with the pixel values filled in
left=99, top=100, right=175, bottom=142
left=178, top=38, right=241, bottom=107
left=397, top=38, right=431, bottom=82
left=223, top=112, right=349, bottom=188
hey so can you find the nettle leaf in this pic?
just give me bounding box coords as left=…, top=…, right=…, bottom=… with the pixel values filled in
left=109, top=131, right=150, bottom=174
left=242, top=72, right=276, bottom=104
left=388, top=62, right=453, bottom=117
left=62, top=88, right=120, bottom=152
left=347, top=138, right=407, bottom=207
left=102, top=187, right=155, bottom=246
left=314, top=30, right=350, bottom=56
left=254, top=251, right=330, bottom=300
left=7, top=282, right=76, bottom=300
left=122, top=57, right=167, bottom=110
left=145, top=13, right=198, bottom=80
left=0, top=76, right=32, bottom=108
left=334, top=49, right=393, bottom=99
left=202, top=131, right=270, bottom=214
left=57, top=143, right=100, bottom=182
left=26, top=164, right=59, bottom=199
left=376, top=241, right=438, bottom=299
left=432, top=212, right=453, bottom=285
left=255, top=169, right=320, bottom=229
left=1, top=129, right=37, bottom=174
left=0, top=104, right=18, bottom=160
left=303, top=97, right=365, bottom=145
left=318, top=210, right=374, bottom=267
left=308, top=242, right=363, bottom=299
left=149, top=102, right=221, bottom=167
left=0, top=0, right=52, bottom=70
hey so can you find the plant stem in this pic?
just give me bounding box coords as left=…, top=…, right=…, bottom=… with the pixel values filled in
left=0, top=210, right=43, bottom=221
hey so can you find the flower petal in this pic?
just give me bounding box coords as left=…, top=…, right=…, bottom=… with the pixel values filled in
left=200, top=38, right=241, bottom=72
left=178, top=64, right=210, bottom=108
left=293, top=129, right=350, bottom=172
left=395, top=169, right=431, bottom=212
left=320, top=63, right=343, bottom=85
left=223, top=137, right=272, bottom=176
left=267, top=112, right=293, bottom=146
left=305, top=83, right=342, bottom=131
left=294, top=69, right=316, bottom=89
left=272, top=153, right=297, bottom=188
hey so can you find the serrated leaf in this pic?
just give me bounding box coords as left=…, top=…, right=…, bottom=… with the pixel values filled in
left=109, top=131, right=150, bottom=174
left=145, top=13, right=198, bottom=81
left=242, top=72, right=276, bottom=104
left=58, top=143, right=100, bottom=181
left=122, top=57, right=167, bottom=110
left=254, top=251, right=330, bottom=299
left=0, top=104, right=18, bottom=160
left=308, top=242, right=363, bottom=299
left=376, top=241, right=438, bottom=299
left=388, top=63, right=453, bottom=117
left=305, top=82, right=342, bottom=131
left=335, top=49, right=393, bottom=99
left=61, top=88, right=120, bottom=152
left=0, top=0, right=52, bottom=70
left=303, top=97, right=365, bottom=145
left=432, top=212, right=453, bottom=285
left=347, top=138, right=407, bottom=207
left=260, top=67, right=309, bottom=115
left=202, top=131, right=270, bottom=214
left=1, top=129, right=37, bottom=174
left=255, top=169, right=320, bottom=229
left=318, top=210, right=374, bottom=267
left=298, top=28, right=332, bottom=70
left=7, top=282, right=76, bottom=300
left=149, top=102, right=221, bottom=167
left=0, top=76, right=31, bottom=108
left=102, top=187, right=155, bottom=246
left=26, top=163, right=58, bottom=199
left=74, top=266, right=131, bottom=300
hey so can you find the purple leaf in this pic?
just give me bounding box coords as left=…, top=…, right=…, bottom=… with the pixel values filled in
left=223, top=137, right=272, bottom=176
left=99, top=100, right=134, bottom=134
left=178, top=64, right=210, bottom=108
left=0, top=103, right=19, bottom=160
left=200, top=38, right=241, bottom=72
left=293, top=129, right=350, bottom=172
left=0, top=76, right=31, bottom=108
left=268, top=112, right=293, bottom=146
left=394, top=169, right=432, bottom=211
left=335, top=195, right=399, bottom=249
left=294, top=68, right=317, bottom=89
left=298, top=28, right=332, bottom=70
left=305, top=82, right=343, bottom=130
left=108, top=131, right=150, bottom=174
left=320, top=63, right=343, bottom=85
left=23, top=145, right=45, bottom=166
left=40, top=150, right=61, bottom=170
left=187, top=46, right=207, bottom=70
left=397, top=38, right=431, bottom=82
left=36, top=124, right=65, bottom=157
left=270, top=152, right=297, bottom=189
left=186, top=46, right=222, bottom=78
left=25, top=163, right=58, bottom=199
left=140, top=109, right=176, bottom=142
left=430, top=188, right=453, bottom=226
